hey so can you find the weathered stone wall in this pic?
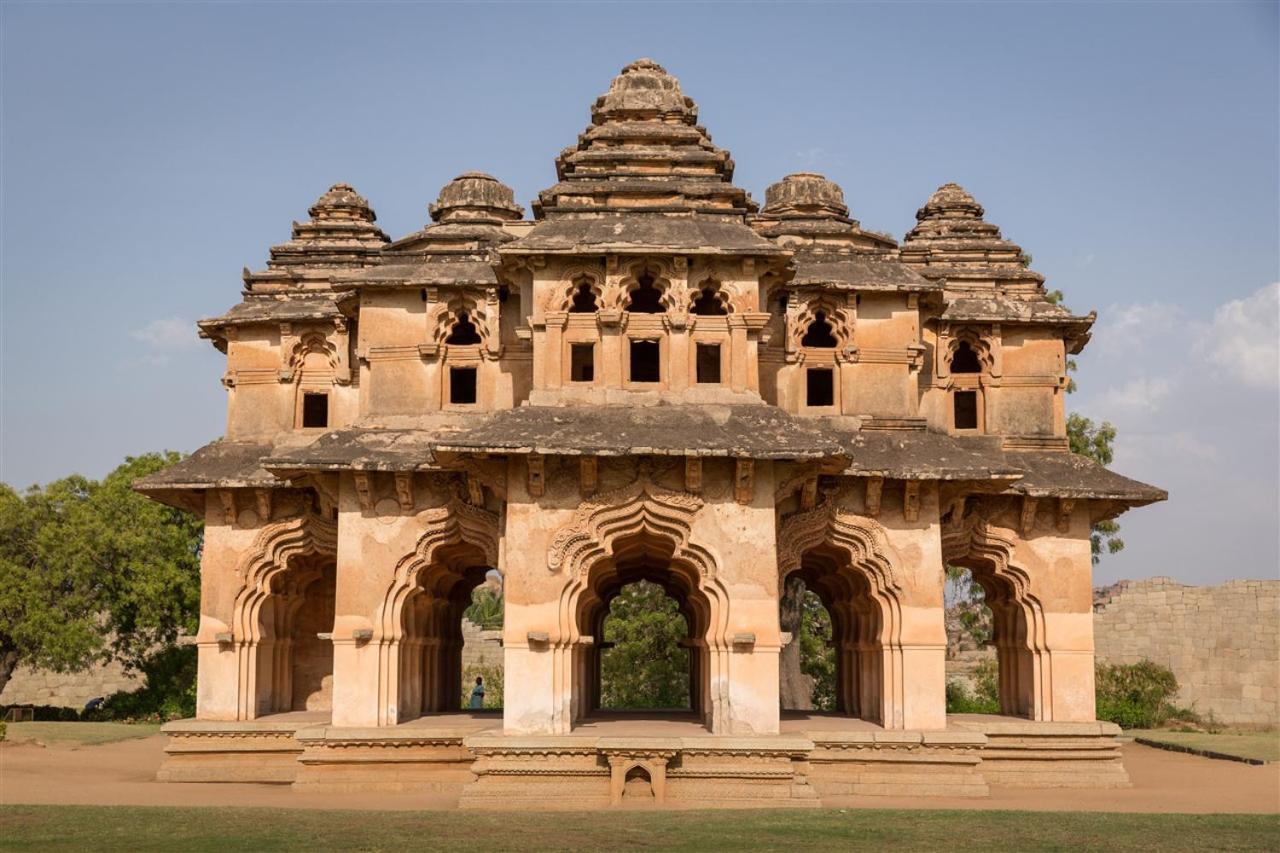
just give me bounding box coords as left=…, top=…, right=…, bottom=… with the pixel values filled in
left=1093, top=577, right=1279, bottom=727
left=0, top=660, right=144, bottom=709
left=461, top=618, right=503, bottom=673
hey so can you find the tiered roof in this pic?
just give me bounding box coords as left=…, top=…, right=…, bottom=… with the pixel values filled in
left=753, top=173, right=933, bottom=292
left=199, top=184, right=389, bottom=341
left=901, top=183, right=1093, bottom=345
left=340, top=172, right=524, bottom=290
left=505, top=60, right=783, bottom=257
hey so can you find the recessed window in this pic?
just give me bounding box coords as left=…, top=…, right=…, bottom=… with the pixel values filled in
left=450, top=367, right=478, bottom=405
left=570, top=282, right=598, bottom=313
left=801, top=312, right=838, bottom=348
left=951, top=341, right=982, bottom=374
left=630, top=340, right=660, bottom=383
left=302, top=393, right=329, bottom=428
left=696, top=343, right=721, bottom=384
left=691, top=286, right=728, bottom=316
left=954, top=390, right=979, bottom=430
left=571, top=343, right=595, bottom=382
left=446, top=312, right=482, bottom=345
left=806, top=368, right=834, bottom=407
left=626, top=274, right=665, bottom=313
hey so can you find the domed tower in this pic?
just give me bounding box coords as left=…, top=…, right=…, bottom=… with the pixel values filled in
left=750, top=173, right=934, bottom=420
left=340, top=172, right=529, bottom=413
left=902, top=183, right=1094, bottom=444
left=197, top=182, right=389, bottom=440
left=502, top=59, right=789, bottom=405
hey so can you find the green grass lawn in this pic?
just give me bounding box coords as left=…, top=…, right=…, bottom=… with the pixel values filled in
left=1131, top=729, right=1280, bottom=763
left=2, top=721, right=161, bottom=746
left=0, top=806, right=1276, bottom=852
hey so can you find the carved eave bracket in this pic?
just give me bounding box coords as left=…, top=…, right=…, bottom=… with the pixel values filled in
left=734, top=459, right=755, bottom=505
left=903, top=481, right=921, bottom=523
left=865, top=477, right=884, bottom=518
left=580, top=456, right=598, bottom=498
left=353, top=472, right=375, bottom=513
left=527, top=454, right=546, bottom=498
left=684, top=457, right=703, bottom=494
left=394, top=472, right=415, bottom=513
left=1020, top=496, right=1039, bottom=535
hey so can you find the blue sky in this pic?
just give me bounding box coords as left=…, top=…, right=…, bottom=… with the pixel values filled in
left=2, top=2, right=1276, bottom=585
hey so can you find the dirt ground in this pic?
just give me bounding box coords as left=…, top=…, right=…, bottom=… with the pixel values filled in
left=1, top=734, right=1277, bottom=813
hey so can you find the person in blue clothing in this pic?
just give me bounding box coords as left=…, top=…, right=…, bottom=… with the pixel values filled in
left=468, top=676, right=485, bottom=709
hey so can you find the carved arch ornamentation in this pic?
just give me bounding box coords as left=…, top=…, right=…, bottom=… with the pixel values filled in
left=545, top=477, right=732, bottom=733
left=287, top=332, right=341, bottom=375
left=428, top=295, right=493, bottom=351
left=228, top=513, right=338, bottom=720
left=370, top=498, right=501, bottom=725
left=552, top=264, right=606, bottom=313
left=687, top=277, right=734, bottom=315
left=943, top=327, right=995, bottom=375
left=618, top=260, right=680, bottom=314
left=791, top=295, right=854, bottom=356
left=941, top=506, right=1053, bottom=720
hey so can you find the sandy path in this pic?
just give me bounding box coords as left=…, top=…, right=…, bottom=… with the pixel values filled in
left=1, top=736, right=1276, bottom=813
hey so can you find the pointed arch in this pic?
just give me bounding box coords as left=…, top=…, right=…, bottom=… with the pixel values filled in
left=371, top=498, right=501, bottom=725
left=776, top=501, right=911, bottom=726
left=546, top=479, right=730, bottom=733
left=230, top=513, right=338, bottom=720
left=792, top=296, right=854, bottom=354
left=942, top=510, right=1052, bottom=720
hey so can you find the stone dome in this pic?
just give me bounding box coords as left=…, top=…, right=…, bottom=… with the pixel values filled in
left=308, top=182, right=378, bottom=223
left=915, top=182, right=984, bottom=222
left=762, top=173, right=850, bottom=219
left=428, top=172, right=525, bottom=223
left=591, top=58, right=695, bottom=121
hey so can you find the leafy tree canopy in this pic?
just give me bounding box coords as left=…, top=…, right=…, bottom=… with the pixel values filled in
left=0, top=453, right=202, bottom=696
left=599, top=581, right=690, bottom=710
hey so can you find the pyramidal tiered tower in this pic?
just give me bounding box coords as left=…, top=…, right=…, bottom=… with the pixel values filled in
left=139, top=60, right=1163, bottom=806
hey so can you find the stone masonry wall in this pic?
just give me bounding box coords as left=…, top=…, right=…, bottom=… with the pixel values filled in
left=461, top=618, right=504, bottom=673
left=1093, top=577, right=1279, bottom=727
left=0, top=659, right=144, bottom=709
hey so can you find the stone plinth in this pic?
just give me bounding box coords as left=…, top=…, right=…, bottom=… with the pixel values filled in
left=952, top=716, right=1130, bottom=788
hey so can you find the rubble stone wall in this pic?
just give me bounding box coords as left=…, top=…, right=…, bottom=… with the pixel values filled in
left=0, top=660, right=144, bottom=709
left=461, top=618, right=504, bottom=673
left=1093, top=577, right=1279, bottom=727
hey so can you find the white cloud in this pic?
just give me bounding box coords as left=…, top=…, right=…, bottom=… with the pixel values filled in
left=132, top=317, right=199, bottom=351
left=1195, top=282, right=1280, bottom=389
left=1090, top=301, right=1185, bottom=358
left=1094, top=375, right=1173, bottom=414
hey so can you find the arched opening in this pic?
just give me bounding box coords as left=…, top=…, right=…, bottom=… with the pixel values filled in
left=622, top=765, right=655, bottom=801
left=253, top=554, right=336, bottom=717
left=691, top=284, right=728, bottom=316
left=779, top=577, right=837, bottom=712
left=571, top=537, right=717, bottom=731
left=950, top=341, right=982, bottom=373
left=445, top=312, right=482, bottom=345
left=569, top=280, right=599, bottom=313
left=801, top=312, right=838, bottom=348
left=396, top=544, right=499, bottom=721
left=782, top=545, right=890, bottom=724
left=626, top=273, right=666, bottom=314
left=598, top=580, right=691, bottom=711
left=944, top=559, right=1038, bottom=719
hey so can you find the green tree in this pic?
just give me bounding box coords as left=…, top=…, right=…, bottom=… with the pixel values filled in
left=1047, top=288, right=1124, bottom=563
left=599, top=581, right=689, bottom=709
left=464, top=585, right=503, bottom=629
left=0, top=453, right=202, bottom=697
left=798, top=590, right=836, bottom=711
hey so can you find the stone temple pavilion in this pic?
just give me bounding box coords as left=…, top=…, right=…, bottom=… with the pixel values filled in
left=137, top=59, right=1165, bottom=807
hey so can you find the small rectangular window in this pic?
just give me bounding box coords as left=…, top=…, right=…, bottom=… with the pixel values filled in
left=450, top=367, right=478, bottom=405
left=570, top=343, right=594, bottom=382
left=302, top=393, right=329, bottom=428
left=954, top=390, right=979, bottom=430
left=696, top=343, right=721, bottom=384
left=806, top=368, right=834, bottom=407
left=630, top=340, right=660, bottom=383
